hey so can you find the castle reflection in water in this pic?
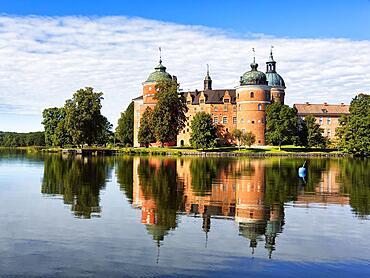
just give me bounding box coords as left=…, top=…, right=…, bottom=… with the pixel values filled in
left=41, top=155, right=368, bottom=258
left=130, top=157, right=351, bottom=258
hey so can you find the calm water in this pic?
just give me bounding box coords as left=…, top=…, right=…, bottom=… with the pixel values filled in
left=0, top=151, right=369, bottom=277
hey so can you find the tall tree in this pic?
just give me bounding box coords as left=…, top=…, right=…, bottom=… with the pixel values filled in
left=190, top=112, right=217, bottom=149
left=266, top=103, right=299, bottom=149
left=42, top=107, right=69, bottom=146
left=64, top=87, right=111, bottom=146
left=304, top=115, right=325, bottom=147
left=138, top=107, right=156, bottom=147
left=338, top=94, right=370, bottom=156
left=152, top=80, right=187, bottom=146
left=116, top=101, right=134, bottom=146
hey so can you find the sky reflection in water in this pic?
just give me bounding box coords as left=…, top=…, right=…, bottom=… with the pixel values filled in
left=0, top=153, right=369, bottom=277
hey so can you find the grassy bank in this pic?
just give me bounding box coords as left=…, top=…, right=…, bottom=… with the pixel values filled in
left=1, top=145, right=346, bottom=157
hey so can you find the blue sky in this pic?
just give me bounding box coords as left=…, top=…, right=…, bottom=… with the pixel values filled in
left=2, top=0, right=370, bottom=39
left=0, top=1, right=369, bottom=132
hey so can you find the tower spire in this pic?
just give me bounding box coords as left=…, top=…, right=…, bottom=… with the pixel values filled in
left=158, top=47, right=162, bottom=64
left=266, top=46, right=276, bottom=73
left=250, top=48, right=258, bottom=71
left=204, top=64, right=212, bottom=90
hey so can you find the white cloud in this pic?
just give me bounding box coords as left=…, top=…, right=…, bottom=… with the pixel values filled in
left=0, top=15, right=369, bottom=131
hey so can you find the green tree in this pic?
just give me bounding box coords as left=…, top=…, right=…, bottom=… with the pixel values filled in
left=339, top=94, right=370, bottom=156
left=231, top=129, right=243, bottom=149
left=266, top=103, right=299, bottom=149
left=42, top=107, right=70, bottom=146
left=304, top=115, right=325, bottom=147
left=190, top=112, right=217, bottom=149
left=138, top=107, right=156, bottom=147
left=152, top=80, right=187, bottom=146
left=64, top=87, right=112, bottom=146
left=241, top=131, right=256, bottom=147
left=116, top=101, right=134, bottom=146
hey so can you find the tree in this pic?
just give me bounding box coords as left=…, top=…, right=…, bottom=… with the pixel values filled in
left=152, top=80, right=187, bottom=146
left=138, top=107, right=156, bottom=147
left=266, top=103, right=299, bottom=149
left=64, top=87, right=112, bottom=146
left=42, top=107, right=69, bottom=147
left=189, top=112, right=217, bottom=149
left=338, top=94, right=370, bottom=156
left=241, top=131, right=256, bottom=147
left=304, top=115, right=325, bottom=147
left=231, top=129, right=243, bottom=149
left=116, top=101, right=134, bottom=146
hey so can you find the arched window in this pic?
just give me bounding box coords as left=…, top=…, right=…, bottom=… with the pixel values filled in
left=258, top=104, right=262, bottom=111
left=250, top=92, right=254, bottom=98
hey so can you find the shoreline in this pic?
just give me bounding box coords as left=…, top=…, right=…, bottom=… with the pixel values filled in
left=0, top=146, right=353, bottom=157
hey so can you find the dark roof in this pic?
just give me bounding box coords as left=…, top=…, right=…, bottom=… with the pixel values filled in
left=183, top=89, right=236, bottom=105
left=294, top=103, right=350, bottom=116
left=132, top=95, right=143, bottom=101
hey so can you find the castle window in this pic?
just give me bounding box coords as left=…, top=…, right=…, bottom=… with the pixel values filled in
left=242, top=128, right=246, bottom=133
left=187, top=100, right=191, bottom=105
left=214, top=116, right=218, bottom=124
left=200, top=99, right=205, bottom=104
left=327, top=129, right=331, bottom=137
left=319, top=117, right=323, bottom=124
left=213, top=106, right=218, bottom=112
left=327, top=117, right=331, bottom=124
left=252, top=120, right=255, bottom=124
left=250, top=92, right=254, bottom=98
left=237, top=93, right=239, bottom=99
left=223, top=105, right=228, bottom=112
left=258, top=119, right=261, bottom=123
left=233, top=117, right=237, bottom=124
left=224, top=98, right=230, bottom=103
left=187, top=128, right=189, bottom=132
left=233, top=106, right=237, bottom=112
left=149, top=86, right=152, bottom=91
left=258, top=104, right=262, bottom=111
left=223, top=116, right=228, bottom=124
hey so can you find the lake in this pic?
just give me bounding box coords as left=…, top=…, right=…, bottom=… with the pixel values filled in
left=0, top=151, right=369, bottom=277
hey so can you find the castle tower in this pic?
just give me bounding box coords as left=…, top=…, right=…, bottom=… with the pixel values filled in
left=204, top=64, right=212, bottom=90
left=266, top=48, right=286, bottom=104
left=236, top=52, right=271, bottom=145
left=133, top=51, right=176, bottom=147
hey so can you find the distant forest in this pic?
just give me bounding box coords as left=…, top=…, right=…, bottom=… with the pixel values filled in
left=0, top=131, right=45, bottom=147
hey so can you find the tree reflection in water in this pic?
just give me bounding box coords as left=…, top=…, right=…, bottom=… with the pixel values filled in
left=41, top=154, right=112, bottom=218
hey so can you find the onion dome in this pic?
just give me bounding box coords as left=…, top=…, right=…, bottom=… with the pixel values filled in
left=266, top=50, right=285, bottom=88
left=240, top=58, right=268, bottom=86
left=145, top=59, right=173, bottom=83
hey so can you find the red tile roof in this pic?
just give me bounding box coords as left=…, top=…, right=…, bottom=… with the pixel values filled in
left=294, top=103, right=350, bottom=116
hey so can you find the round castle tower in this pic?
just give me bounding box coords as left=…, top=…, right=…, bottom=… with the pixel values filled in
left=236, top=56, right=271, bottom=145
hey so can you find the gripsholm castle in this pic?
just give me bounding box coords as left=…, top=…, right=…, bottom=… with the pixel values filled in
left=133, top=50, right=349, bottom=147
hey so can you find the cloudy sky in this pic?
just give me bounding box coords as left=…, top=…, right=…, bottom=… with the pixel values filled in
left=0, top=1, right=369, bottom=132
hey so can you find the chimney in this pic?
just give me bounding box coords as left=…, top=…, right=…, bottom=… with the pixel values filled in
left=324, top=102, right=328, bottom=106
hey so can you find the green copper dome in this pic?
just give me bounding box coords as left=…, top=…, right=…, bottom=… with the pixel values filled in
left=145, top=59, right=172, bottom=83
left=266, top=72, right=285, bottom=88
left=240, top=61, right=268, bottom=86
left=266, top=50, right=285, bottom=88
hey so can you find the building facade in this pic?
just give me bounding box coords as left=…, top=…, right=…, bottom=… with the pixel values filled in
left=293, top=102, right=350, bottom=139
left=133, top=50, right=286, bottom=147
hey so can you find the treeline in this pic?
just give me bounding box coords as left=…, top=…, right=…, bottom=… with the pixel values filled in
left=0, top=131, right=45, bottom=147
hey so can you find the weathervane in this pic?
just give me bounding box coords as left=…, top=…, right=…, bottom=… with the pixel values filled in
left=159, top=47, right=162, bottom=63
left=252, top=47, right=256, bottom=63
left=207, top=64, right=209, bottom=75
